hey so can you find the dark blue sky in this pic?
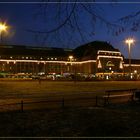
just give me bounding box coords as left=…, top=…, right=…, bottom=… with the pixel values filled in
left=1, top=1, right=140, bottom=59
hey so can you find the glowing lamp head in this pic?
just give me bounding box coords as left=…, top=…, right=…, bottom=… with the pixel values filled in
left=0, top=23, right=7, bottom=32
left=125, top=38, right=135, bottom=45
left=134, top=70, right=137, bottom=74
left=69, top=56, right=73, bottom=59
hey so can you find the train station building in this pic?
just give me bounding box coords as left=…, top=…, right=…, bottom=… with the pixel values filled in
left=0, top=41, right=140, bottom=80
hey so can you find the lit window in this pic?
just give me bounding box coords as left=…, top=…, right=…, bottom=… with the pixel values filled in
left=26, top=57, right=28, bottom=59
left=40, top=57, right=43, bottom=60
left=55, top=58, right=57, bottom=60
left=51, top=58, right=53, bottom=60
left=22, top=57, right=24, bottom=59
left=10, top=56, right=12, bottom=59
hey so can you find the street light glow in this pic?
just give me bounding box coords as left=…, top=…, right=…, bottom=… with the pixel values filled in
left=0, top=23, right=7, bottom=32
left=69, top=56, right=73, bottom=59
left=125, top=38, right=135, bottom=46
left=0, top=22, right=8, bottom=43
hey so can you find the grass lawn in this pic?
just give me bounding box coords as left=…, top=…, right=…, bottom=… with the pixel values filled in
left=0, top=80, right=139, bottom=137
left=0, top=80, right=138, bottom=105
left=0, top=80, right=140, bottom=97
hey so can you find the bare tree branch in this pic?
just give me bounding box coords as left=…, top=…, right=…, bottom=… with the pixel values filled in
left=118, top=10, right=140, bottom=32
left=28, top=2, right=77, bottom=34
left=28, top=0, right=127, bottom=47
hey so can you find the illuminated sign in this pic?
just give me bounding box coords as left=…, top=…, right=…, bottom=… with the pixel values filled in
left=106, top=61, right=115, bottom=67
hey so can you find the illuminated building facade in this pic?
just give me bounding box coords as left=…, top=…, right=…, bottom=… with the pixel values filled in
left=0, top=41, right=140, bottom=80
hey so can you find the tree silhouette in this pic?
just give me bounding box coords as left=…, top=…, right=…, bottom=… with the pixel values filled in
left=27, top=0, right=126, bottom=47
left=118, top=10, right=140, bottom=32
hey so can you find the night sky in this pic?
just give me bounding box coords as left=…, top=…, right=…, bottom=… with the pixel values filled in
left=0, top=1, right=140, bottom=59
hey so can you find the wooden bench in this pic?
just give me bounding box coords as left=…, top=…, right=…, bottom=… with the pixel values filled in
left=103, top=89, right=137, bottom=105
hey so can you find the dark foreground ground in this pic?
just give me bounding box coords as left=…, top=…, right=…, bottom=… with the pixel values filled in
left=0, top=81, right=140, bottom=139
left=0, top=102, right=140, bottom=138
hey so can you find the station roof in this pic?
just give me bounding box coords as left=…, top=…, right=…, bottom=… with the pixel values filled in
left=0, top=41, right=121, bottom=61
left=0, top=45, right=73, bottom=58
left=73, top=41, right=120, bottom=60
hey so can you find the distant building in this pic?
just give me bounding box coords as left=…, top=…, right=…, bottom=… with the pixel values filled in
left=0, top=41, right=139, bottom=80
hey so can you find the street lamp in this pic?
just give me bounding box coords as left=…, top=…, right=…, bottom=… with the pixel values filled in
left=0, top=22, right=8, bottom=43
left=69, top=55, right=73, bottom=61
left=68, top=55, right=73, bottom=73
left=125, top=38, right=135, bottom=75
left=68, top=55, right=77, bottom=82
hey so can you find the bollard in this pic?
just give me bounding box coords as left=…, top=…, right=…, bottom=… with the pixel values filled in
left=95, top=96, right=98, bottom=107
left=104, top=93, right=110, bottom=106
left=106, top=93, right=110, bottom=105
left=62, top=98, right=64, bottom=108
left=131, top=92, right=134, bottom=102
left=104, top=97, right=107, bottom=106
left=21, top=100, right=23, bottom=112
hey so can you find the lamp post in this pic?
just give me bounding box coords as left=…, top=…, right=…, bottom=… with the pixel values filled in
left=0, top=22, right=8, bottom=44
left=125, top=38, right=135, bottom=76
left=68, top=55, right=73, bottom=73
left=69, top=55, right=77, bottom=82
